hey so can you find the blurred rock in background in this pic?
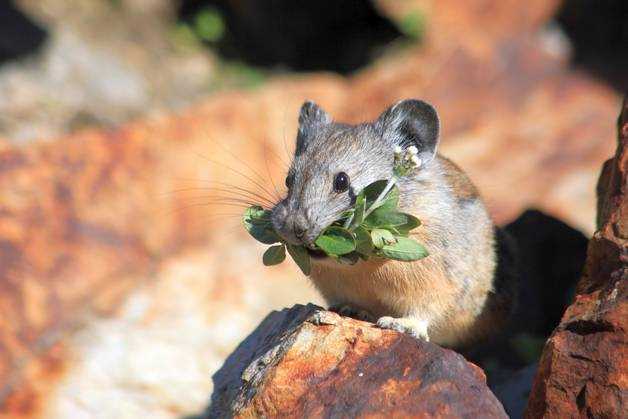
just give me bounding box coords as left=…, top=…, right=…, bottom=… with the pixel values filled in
left=0, top=0, right=625, bottom=418
left=1, top=0, right=215, bottom=141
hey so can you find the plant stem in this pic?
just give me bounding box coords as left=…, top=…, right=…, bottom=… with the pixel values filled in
left=363, top=177, right=397, bottom=220
left=343, top=212, right=354, bottom=229
left=344, top=177, right=398, bottom=230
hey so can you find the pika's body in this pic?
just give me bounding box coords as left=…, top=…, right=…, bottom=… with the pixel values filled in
left=272, top=100, right=517, bottom=348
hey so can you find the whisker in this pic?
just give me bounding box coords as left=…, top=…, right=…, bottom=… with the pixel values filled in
left=203, top=140, right=283, bottom=202
left=281, top=110, right=294, bottom=163
left=164, top=202, right=262, bottom=217
left=170, top=178, right=279, bottom=206
left=221, top=184, right=279, bottom=206
left=176, top=202, right=253, bottom=211
left=263, top=136, right=282, bottom=200
left=192, top=152, right=279, bottom=202
left=268, top=146, right=290, bottom=171
left=168, top=186, right=278, bottom=207
left=197, top=212, right=244, bottom=218
left=180, top=198, right=266, bottom=208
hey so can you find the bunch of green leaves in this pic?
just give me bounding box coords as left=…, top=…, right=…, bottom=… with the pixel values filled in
left=243, top=179, right=428, bottom=275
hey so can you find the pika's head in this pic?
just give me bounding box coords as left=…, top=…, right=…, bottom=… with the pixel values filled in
left=271, top=99, right=440, bottom=248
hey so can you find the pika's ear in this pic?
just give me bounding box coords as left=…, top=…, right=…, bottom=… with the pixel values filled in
left=299, top=100, right=331, bottom=127
left=377, top=99, right=440, bottom=162
left=296, top=100, right=330, bottom=154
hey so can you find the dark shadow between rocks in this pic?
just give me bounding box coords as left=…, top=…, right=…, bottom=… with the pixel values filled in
left=553, top=0, right=628, bottom=92
left=0, top=2, right=48, bottom=64
left=178, top=0, right=406, bottom=74
left=462, top=209, right=589, bottom=418
left=503, top=209, right=589, bottom=337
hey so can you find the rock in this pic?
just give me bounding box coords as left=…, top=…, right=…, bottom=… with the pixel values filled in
left=524, top=97, right=628, bottom=418
left=0, top=1, right=215, bottom=142
left=492, top=364, right=539, bottom=419
left=209, top=304, right=507, bottom=418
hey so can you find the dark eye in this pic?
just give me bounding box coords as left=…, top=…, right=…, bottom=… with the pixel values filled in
left=333, top=172, right=350, bottom=193
left=285, top=173, right=294, bottom=188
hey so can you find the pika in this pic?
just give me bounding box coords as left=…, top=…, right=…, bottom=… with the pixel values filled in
left=271, top=99, right=518, bottom=348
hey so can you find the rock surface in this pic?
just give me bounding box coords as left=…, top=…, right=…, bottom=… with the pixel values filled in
left=209, top=304, right=507, bottom=418
left=525, top=98, right=627, bottom=418
left=2, top=0, right=216, bottom=142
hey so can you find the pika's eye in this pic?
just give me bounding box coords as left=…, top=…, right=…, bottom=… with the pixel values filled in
left=285, top=173, right=294, bottom=188
left=333, top=172, right=350, bottom=193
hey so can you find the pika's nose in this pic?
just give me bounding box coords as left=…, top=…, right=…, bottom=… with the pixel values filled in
left=293, top=223, right=307, bottom=239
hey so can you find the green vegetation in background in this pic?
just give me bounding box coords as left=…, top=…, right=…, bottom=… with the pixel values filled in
left=172, top=6, right=225, bottom=47
left=170, top=7, right=265, bottom=91
left=212, top=62, right=266, bottom=90
left=171, top=24, right=200, bottom=50
left=398, top=10, right=426, bottom=41
left=193, top=7, right=225, bottom=43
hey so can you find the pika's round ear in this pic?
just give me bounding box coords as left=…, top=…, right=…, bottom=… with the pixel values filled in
left=376, top=99, right=440, bottom=162
left=296, top=100, right=330, bottom=155
left=298, top=100, right=331, bottom=128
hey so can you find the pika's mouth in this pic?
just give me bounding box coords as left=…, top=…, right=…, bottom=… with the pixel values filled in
left=306, top=247, right=328, bottom=259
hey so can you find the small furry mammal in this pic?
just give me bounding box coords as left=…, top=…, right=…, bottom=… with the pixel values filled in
left=271, top=99, right=518, bottom=348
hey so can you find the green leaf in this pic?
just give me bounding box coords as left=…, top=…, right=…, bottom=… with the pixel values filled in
left=243, top=206, right=280, bottom=244
left=287, top=244, right=311, bottom=275
left=315, top=226, right=356, bottom=256
left=371, top=229, right=396, bottom=249
left=362, top=180, right=399, bottom=212
left=364, top=209, right=409, bottom=229
left=350, top=193, right=366, bottom=229
left=354, top=226, right=374, bottom=255
left=379, top=184, right=400, bottom=212
left=243, top=205, right=271, bottom=221
left=379, top=237, right=429, bottom=261
left=338, top=209, right=354, bottom=223
left=263, top=245, right=286, bottom=266
left=395, top=213, right=421, bottom=234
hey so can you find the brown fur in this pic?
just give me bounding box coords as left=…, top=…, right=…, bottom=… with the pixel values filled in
left=275, top=100, right=517, bottom=348
left=439, top=156, right=480, bottom=202
left=309, top=155, right=512, bottom=348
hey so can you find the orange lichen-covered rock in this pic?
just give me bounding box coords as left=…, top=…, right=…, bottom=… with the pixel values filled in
left=525, top=98, right=627, bottom=418
left=209, top=304, right=507, bottom=418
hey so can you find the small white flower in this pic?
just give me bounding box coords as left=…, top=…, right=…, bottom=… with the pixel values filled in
left=410, top=155, right=421, bottom=167
left=408, top=145, right=418, bottom=155
left=393, top=145, right=403, bottom=155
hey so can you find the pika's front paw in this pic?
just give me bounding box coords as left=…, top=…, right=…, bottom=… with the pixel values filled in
left=329, top=304, right=374, bottom=322
left=376, top=316, right=430, bottom=341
